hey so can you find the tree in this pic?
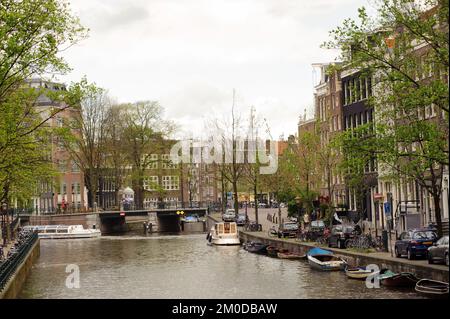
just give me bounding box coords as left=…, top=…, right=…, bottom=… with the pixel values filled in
left=0, top=0, right=86, bottom=210
left=59, top=81, right=110, bottom=209
left=277, top=131, right=320, bottom=221
left=0, top=0, right=86, bottom=103
left=121, top=101, right=174, bottom=209
left=104, top=104, right=129, bottom=208
left=324, top=0, right=449, bottom=236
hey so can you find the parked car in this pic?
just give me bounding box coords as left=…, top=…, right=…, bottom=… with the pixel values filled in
left=258, top=202, right=267, bottom=208
left=279, top=203, right=286, bottom=208
left=427, top=235, right=448, bottom=265
left=222, top=209, right=236, bottom=222
left=182, top=214, right=200, bottom=223
left=277, top=222, right=299, bottom=238
left=395, top=229, right=438, bottom=260
left=328, top=224, right=355, bottom=249
left=235, top=213, right=248, bottom=226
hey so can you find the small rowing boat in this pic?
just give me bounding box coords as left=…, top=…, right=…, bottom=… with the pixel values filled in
left=415, top=279, right=449, bottom=298
left=307, top=247, right=346, bottom=271
left=345, top=266, right=375, bottom=280
left=376, top=269, right=419, bottom=288
left=244, top=241, right=268, bottom=254
left=277, top=251, right=306, bottom=260
left=266, top=245, right=282, bottom=257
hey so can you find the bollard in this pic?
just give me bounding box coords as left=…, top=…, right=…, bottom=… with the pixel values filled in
left=381, top=230, right=389, bottom=252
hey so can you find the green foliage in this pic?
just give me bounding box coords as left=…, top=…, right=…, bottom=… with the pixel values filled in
left=0, top=0, right=86, bottom=205
left=324, top=0, right=449, bottom=236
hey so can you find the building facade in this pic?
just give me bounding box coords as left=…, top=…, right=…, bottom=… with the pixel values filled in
left=28, top=79, right=87, bottom=214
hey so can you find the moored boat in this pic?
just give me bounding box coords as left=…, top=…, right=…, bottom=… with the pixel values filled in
left=345, top=266, right=376, bottom=280
left=307, top=247, right=346, bottom=271
left=415, top=279, right=449, bottom=298
left=22, top=225, right=101, bottom=239
left=266, top=245, right=281, bottom=257
left=376, top=269, right=420, bottom=288
left=244, top=241, right=268, bottom=254
left=277, top=251, right=306, bottom=260
left=207, top=222, right=240, bottom=246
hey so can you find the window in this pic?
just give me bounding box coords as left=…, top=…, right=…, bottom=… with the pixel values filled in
left=344, top=82, right=348, bottom=105
left=143, top=176, right=159, bottom=191
left=361, top=77, right=367, bottom=99
left=149, top=154, right=158, bottom=169
left=162, top=176, right=179, bottom=190
left=58, top=160, right=66, bottom=172
left=71, top=160, right=79, bottom=172
left=355, top=77, right=360, bottom=101
left=161, top=154, right=178, bottom=169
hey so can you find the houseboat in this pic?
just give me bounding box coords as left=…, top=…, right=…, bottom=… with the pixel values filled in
left=206, top=222, right=240, bottom=246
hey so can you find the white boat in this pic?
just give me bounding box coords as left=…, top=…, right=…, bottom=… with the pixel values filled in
left=22, top=225, right=101, bottom=239
left=206, top=222, right=240, bottom=245
left=307, top=247, right=347, bottom=271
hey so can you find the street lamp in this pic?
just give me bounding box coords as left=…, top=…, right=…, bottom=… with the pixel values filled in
left=295, top=196, right=301, bottom=228
left=1, top=202, right=8, bottom=247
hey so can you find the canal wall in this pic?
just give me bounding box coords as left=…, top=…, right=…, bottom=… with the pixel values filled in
left=0, top=238, right=40, bottom=299
left=239, top=231, right=449, bottom=283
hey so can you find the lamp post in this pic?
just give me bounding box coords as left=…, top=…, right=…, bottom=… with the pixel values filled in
left=1, top=202, right=8, bottom=247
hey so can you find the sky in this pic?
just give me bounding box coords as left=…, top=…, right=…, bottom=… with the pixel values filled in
left=60, top=0, right=372, bottom=140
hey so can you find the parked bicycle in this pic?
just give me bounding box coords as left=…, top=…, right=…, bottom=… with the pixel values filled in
left=346, top=234, right=384, bottom=251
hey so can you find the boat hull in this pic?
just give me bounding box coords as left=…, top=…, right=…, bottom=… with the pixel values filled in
left=307, top=255, right=346, bottom=271
left=377, top=271, right=419, bottom=288
left=277, top=252, right=305, bottom=260
left=244, top=242, right=267, bottom=254
left=415, top=279, right=449, bottom=298
left=345, top=267, right=374, bottom=280
left=210, top=237, right=241, bottom=245
left=38, top=231, right=101, bottom=239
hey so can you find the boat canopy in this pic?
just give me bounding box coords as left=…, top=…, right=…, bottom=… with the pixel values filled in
left=307, top=247, right=333, bottom=256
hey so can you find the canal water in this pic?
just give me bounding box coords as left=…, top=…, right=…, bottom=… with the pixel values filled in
left=19, top=234, right=426, bottom=299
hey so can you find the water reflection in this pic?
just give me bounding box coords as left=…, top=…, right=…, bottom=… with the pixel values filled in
left=19, top=234, right=426, bottom=299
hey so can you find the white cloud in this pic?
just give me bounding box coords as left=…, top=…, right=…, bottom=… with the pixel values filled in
left=61, top=0, right=368, bottom=139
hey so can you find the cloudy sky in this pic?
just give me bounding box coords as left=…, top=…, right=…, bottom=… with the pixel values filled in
left=60, top=0, right=371, bottom=139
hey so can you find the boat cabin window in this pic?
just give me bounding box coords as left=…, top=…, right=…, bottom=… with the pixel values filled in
left=218, top=223, right=224, bottom=234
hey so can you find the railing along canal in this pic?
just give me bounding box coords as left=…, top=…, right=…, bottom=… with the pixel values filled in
left=0, top=231, right=39, bottom=292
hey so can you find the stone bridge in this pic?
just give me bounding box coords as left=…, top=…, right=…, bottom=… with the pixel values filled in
left=22, top=208, right=209, bottom=234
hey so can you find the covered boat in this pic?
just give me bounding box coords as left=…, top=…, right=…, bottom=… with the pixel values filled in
left=207, top=222, right=240, bottom=246
left=345, top=266, right=375, bottom=280
left=244, top=241, right=268, bottom=254
left=376, top=269, right=419, bottom=288
left=415, top=279, right=449, bottom=298
left=307, top=247, right=346, bottom=271
left=22, top=225, right=101, bottom=239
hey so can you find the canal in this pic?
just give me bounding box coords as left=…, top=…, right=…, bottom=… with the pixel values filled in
left=19, top=234, right=426, bottom=299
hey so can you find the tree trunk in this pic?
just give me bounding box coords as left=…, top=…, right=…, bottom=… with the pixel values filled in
left=233, top=179, right=239, bottom=214
left=433, top=192, right=443, bottom=238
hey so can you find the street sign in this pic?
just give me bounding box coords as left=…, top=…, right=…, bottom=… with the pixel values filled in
left=384, top=202, right=391, bottom=220
left=374, top=193, right=384, bottom=200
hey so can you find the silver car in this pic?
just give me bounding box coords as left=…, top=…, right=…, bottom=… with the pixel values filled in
left=222, top=209, right=236, bottom=222
left=428, top=235, right=449, bottom=265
